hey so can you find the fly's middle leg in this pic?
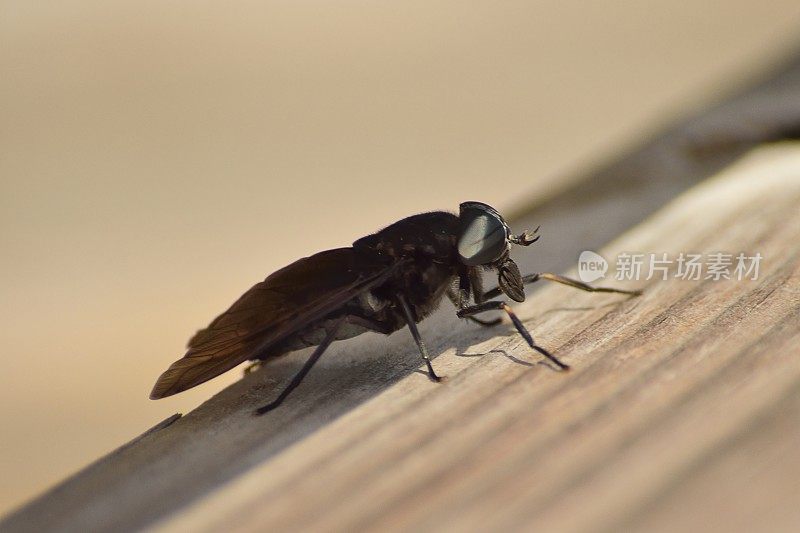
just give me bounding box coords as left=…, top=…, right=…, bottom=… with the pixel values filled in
left=397, top=293, right=443, bottom=383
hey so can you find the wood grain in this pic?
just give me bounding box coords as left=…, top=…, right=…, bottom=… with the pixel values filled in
left=150, top=146, right=800, bottom=532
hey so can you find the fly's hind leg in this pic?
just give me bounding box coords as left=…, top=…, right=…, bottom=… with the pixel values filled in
left=254, top=317, right=344, bottom=415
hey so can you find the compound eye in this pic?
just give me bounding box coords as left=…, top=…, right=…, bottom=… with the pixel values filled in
left=457, top=203, right=509, bottom=266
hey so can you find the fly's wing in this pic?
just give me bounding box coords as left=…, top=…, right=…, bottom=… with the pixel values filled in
left=150, top=248, right=396, bottom=399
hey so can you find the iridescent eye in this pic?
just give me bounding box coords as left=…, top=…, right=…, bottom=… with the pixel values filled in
left=457, top=202, right=510, bottom=266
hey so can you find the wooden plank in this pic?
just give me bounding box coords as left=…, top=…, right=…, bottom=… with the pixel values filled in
left=156, top=145, right=800, bottom=532
left=4, top=52, right=800, bottom=530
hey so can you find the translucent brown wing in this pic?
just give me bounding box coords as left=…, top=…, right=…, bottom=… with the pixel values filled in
left=150, top=248, right=396, bottom=399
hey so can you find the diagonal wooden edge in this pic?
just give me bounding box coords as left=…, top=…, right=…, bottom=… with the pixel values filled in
left=156, top=145, right=800, bottom=532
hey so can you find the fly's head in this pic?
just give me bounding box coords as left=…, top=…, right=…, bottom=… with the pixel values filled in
left=456, top=201, right=540, bottom=303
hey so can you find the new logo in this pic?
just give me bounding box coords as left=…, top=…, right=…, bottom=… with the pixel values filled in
left=578, top=250, right=608, bottom=282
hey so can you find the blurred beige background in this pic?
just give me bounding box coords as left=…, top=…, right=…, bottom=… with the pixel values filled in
left=2, top=1, right=800, bottom=516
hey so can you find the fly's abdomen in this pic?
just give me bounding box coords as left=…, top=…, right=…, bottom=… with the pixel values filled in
left=256, top=317, right=369, bottom=361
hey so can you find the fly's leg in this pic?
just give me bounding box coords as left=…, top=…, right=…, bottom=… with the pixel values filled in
left=466, top=316, right=502, bottom=327
left=446, top=285, right=501, bottom=327
left=482, top=272, right=642, bottom=301
left=254, top=317, right=344, bottom=415
left=397, top=294, right=442, bottom=382
left=457, top=301, right=569, bottom=371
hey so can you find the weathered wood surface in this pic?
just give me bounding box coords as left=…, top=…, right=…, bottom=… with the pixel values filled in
left=5, top=145, right=798, bottom=533
left=148, top=146, right=800, bottom=532
left=4, top=55, right=800, bottom=532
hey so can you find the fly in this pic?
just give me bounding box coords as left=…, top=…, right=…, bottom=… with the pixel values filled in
left=150, top=202, right=641, bottom=414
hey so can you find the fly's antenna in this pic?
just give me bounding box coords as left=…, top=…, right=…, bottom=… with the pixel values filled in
left=510, top=226, right=540, bottom=246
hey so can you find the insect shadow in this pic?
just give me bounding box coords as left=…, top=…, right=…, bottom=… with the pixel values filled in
left=454, top=348, right=535, bottom=368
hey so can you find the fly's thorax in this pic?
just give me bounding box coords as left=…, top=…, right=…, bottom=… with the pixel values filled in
left=354, top=211, right=461, bottom=264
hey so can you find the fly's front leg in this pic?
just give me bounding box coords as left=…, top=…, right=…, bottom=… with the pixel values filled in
left=482, top=272, right=642, bottom=301
left=446, top=283, right=501, bottom=328
left=397, top=294, right=442, bottom=382
left=457, top=301, right=569, bottom=371
left=465, top=315, right=503, bottom=327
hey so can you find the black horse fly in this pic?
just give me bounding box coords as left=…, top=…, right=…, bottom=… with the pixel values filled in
left=150, top=202, right=640, bottom=414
